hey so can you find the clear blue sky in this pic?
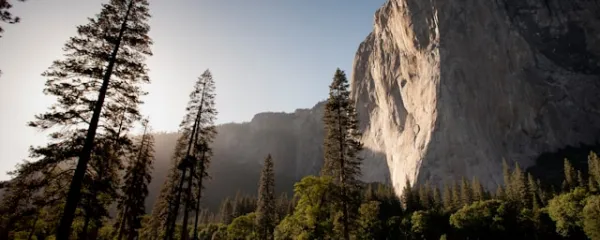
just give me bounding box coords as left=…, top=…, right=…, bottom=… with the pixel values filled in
left=0, top=0, right=385, bottom=180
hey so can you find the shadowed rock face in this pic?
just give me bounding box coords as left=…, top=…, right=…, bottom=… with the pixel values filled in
left=351, top=0, right=600, bottom=193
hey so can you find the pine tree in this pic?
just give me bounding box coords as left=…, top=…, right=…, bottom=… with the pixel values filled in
left=115, top=119, right=154, bottom=240
left=502, top=159, right=513, bottom=199
left=442, top=184, right=452, bottom=212
left=0, top=0, right=25, bottom=37
left=451, top=181, right=460, bottom=210
left=256, top=154, right=276, bottom=240
left=320, top=68, right=363, bottom=240
left=18, top=0, right=154, bottom=237
left=190, top=70, right=218, bottom=240
left=511, top=163, right=528, bottom=206
left=219, top=198, right=234, bottom=225
left=460, top=177, right=472, bottom=206
left=527, top=173, right=540, bottom=210
left=564, top=158, right=577, bottom=190
left=401, top=178, right=417, bottom=212
left=471, top=177, right=485, bottom=202
left=162, top=70, right=217, bottom=240
left=432, top=186, right=442, bottom=209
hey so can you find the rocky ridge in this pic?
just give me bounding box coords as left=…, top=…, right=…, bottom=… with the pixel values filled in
left=350, top=0, right=600, bottom=193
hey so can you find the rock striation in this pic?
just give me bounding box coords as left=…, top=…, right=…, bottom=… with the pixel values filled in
left=351, top=0, right=600, bottom=193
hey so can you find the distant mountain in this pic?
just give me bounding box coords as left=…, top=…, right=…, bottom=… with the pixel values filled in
left=146, top=101, right=329, bottom=211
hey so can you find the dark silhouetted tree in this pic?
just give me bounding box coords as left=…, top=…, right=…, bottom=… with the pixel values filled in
left=256, top=154, right=276, bottom=240
left=115, top=119, right=154, bottom=240
left=20, top=0, right=154, bottom=237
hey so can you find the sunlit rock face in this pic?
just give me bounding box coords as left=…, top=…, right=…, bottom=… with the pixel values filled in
left=351, top=0, right=600, bottom=194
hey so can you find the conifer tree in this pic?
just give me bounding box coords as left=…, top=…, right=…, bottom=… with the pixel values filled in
left=511, top=163, right=528, bottom=206
left=256, top=154, right=276, bottom=240
left=471, top=177, right=485, bottom=202
left=18, top=0, right=154, bottom=237
left=442, top=184, right=452, bottom=212
left=190, top=70, right=218, bottom=240
left=564, top=158, right=577, bottom=190
left=451, top=181, right=460, bottom=209
left=162, top=70, right=217, bottom=240
left=418, top=184, right=432, bottom=209
left=527, top=173, right=540, bottom=210
left=460, top=177, right=472, bottom=206
left=115, top=119, right=154, bottom=240
left=432, top=186, right=442, bottom=209
left=401, top=178, right=417, bottom=212
left=219, top=198, right=234, bottom=225
left=502, top=159, right=513, bottom=199
left=320, top=68, right=363, bottom=240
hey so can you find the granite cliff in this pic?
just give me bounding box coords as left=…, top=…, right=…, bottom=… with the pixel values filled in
left=351, top=0, right=600, bottom=193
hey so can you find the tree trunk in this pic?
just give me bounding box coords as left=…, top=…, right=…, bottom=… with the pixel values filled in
left=181, top=163, right=195, bottom=240
left=192, top=152, right=206, bottom=240
left=55, top=1, right=135, bottom=239
left=117, top=206, right=129, bottom=240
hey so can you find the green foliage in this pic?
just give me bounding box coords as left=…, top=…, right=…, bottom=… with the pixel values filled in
left=227, top=213, right=258, bottom=240
left=583, top=195, right=600, bottom=240
left=449, top=200, right=510, bottom=239
left=547, top=187, right=588, bottom=238
left=355, top=201, right=381, bottom=240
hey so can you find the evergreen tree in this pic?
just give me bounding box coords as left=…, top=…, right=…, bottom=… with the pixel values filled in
left=115, top=119, right=155, bottom=240
left=451, top=181, right=460, bottom=210
left=190, top=70, right=218, bottom=240
left=15, top=0, right=154, bottom=237
left=502, top=159, right=512, bottom=198
left=511, top=163, right=528, bottom=207
left=527, top=173, right=540, bottom=210
left=442, top=184, right=452, bottom=212
left=460, top=177, right=473, bottom=206
left=564, top=158, right=577, bottom=190
left=219, top=198, right=234, bottom=225
left=401, top=178, right=417, bottom=212
left=162, top=70, right=217, bottom=240
left=320, top=68, right=363, bottom=240
left=256, top=154, right=276, bottom=240
left=471, top=177, right=485, bottom=202
left=432, top=186, right=442, bottom=209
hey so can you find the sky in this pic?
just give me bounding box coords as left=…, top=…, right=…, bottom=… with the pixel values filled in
left=0, top=0, right=385, bottom=180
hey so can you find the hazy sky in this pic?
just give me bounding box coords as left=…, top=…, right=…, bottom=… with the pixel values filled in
left=0, top=0, right=384, bottom=180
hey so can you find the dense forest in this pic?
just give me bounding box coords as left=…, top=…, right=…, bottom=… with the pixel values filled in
left=1, top=0, right=600, bottom=240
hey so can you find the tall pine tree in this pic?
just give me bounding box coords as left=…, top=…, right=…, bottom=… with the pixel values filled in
left=163, top=70, right=217, bottom=240
left=115, top=119, right=155, bottom=240
left=321, top=68, right=363, bottom=240
left=256, top=154, right=276, bottom=240
left=15, top=0, right=154, bottom=237
left=190, top=70, right=218, bottom=240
